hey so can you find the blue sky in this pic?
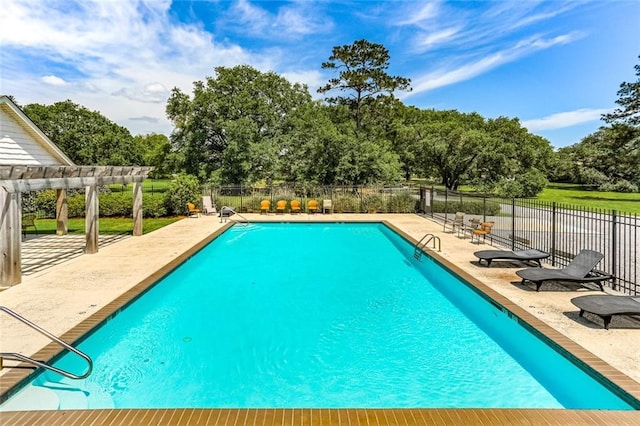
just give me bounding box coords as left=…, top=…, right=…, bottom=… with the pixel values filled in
left=1, top=1, right=639, bottom=148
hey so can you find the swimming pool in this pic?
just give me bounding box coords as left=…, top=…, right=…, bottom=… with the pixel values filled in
left=0, top=222, right=637, bottom=411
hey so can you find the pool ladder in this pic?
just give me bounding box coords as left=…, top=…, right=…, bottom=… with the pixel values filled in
left=0, top=306, right=93, bottom=380
left=414, top=233, right=441, bottom=260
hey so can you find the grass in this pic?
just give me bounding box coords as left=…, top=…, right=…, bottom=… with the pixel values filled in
left=537, top=183, right=640, bottom=214
left=107, top=179, right=172, bottom=193
left=27, top=216, right=184, bottom=236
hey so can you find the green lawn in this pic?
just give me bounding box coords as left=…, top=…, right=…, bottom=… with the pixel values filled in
left=537, top=183, right=640, bottom=214
left=107, top=179, right=172, bottom=194
left=28, top=217, right=183, bottom=236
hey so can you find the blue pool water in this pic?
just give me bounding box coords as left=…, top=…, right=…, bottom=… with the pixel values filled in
left=1, top=223, right=636, bottom=410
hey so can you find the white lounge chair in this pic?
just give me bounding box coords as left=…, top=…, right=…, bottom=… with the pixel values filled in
left=202, top=196, right=217, bottom=215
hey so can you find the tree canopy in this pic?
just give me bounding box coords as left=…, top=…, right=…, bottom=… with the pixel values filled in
left=602, top=55, right=640, bottom=126
left=15, top=39, right=570, bottom=197
left=318, top=39, right=411, bottom=130
left=23, top=100, right=142, bottom=166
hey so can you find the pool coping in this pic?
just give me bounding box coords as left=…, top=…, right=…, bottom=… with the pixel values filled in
left=1, top=218, right=639, bottom=424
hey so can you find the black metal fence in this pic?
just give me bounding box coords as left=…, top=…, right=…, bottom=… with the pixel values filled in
left=204, top=184, right=420, bottom=214
left=423, top=187, right=639, bottom=296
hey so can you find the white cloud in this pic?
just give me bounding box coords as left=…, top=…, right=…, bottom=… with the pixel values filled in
left=0, top=0, right=266, bottom=135
left=522, top=109, right=612, bottom=131
left=404, top=32, right=583, bottom=97
left=41, top=75, right=68, bottom=86
left=414, top=27, right=461, bottom=52
left=396, top=2, right=439, bottom=26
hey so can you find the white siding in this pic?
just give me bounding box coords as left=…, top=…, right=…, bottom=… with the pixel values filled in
left=0, top=109, right=63, bottom=165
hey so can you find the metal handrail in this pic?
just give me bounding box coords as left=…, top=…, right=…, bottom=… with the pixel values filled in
left=414, top=233, right=441, bottom=257
left=0, top=306, right=93, bottom=380
left=219, top=206, right=250, bottom=224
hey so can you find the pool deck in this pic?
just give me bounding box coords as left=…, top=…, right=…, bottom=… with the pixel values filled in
left=1, top=213, right=639, bottom=424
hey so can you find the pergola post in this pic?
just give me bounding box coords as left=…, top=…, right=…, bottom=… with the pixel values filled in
left=0, top=188, right=22, bottom=286
left=85, top=185, right=99, bottom=254
left=56, top=188, right=68, bottom=235
left=132, top=182, right=143, bottom=236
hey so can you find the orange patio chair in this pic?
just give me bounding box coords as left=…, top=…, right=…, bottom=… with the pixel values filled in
left=276, top=200, right=287, bottom=214
left=290, top=200, right=301, bottom=214
left=307, top=200, right=319, bottom=214
left=187, top=202, right=201, bottom=218
left=472, top=221, right=494, bottom=244
left=260, top=200, right=271, bottom=214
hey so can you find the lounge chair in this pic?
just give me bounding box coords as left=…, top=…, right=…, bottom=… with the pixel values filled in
left=471, top=221, right=494, bottom=244
left=474, top=249, right=550, bottom=267
left=571, top=295, right=640, bottom=329
left=21, top=213, right=37, bottom=240
left=260, top=200, right=271, bottom=214
left=290, top=200, right=301, bottom=214
left=322, top=199, right=333, bottom=214
left=187, top=202, right=201, bottom=218
left=202, top=196, right=217, bottom=215
left=443, top=212, right=464, bottom=235
left=308, top=200, right=319, bottom=214
left=516, top=249, right=612, bottom=292
left=276, top=200, right=287, bottom=214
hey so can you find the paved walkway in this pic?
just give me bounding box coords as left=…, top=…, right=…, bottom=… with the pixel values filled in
left=1, top=214, right=639, bottom=387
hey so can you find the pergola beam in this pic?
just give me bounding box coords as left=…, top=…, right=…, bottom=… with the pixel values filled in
left=0, top=165, right=152, bottom=286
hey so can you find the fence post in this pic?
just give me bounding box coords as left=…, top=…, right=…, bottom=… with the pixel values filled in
left=511, top=198, right=516, bottom=250
left=430, top=186, right=434, bottom=218
left=444, top=187, right=448, bottom=217
left=239, top=183, right=243, bottom=212
left=611, top=210, right=617, bottom=290
left=551, top=202, right=557, bottom=267
left=483, top=196, right=486, bottom=222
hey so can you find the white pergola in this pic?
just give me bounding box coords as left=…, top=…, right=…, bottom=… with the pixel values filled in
left=0, top=165, right=152, bottom=286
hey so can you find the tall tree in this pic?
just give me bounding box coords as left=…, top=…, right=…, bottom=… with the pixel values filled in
left=23, top=100, right=140, bottom=165
left=318, top=39, right=411, bottom=129
left=602, top=55, right=640, bottom=125
left=166, top=65, right=312, bottom=183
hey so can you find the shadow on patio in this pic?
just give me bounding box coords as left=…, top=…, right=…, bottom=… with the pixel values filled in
left=21, top=234, right=130, bottom=276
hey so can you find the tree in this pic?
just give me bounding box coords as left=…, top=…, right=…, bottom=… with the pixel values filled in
left=558, top=124, right=640, bottom=190
left=602, top=55, right=640, bottom=126
left=133, top=133, right=177, bottom=178
left=23, top=100, right=141, bottom=165
left=166, top=65, right=313, bottom=183
left=318, top=39, right=411, bottom=130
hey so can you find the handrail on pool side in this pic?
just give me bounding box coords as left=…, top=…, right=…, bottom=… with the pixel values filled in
left=0, top=306, right=93, bottom=380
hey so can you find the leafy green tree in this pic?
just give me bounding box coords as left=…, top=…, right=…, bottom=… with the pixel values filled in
left=602, top=55, right=640, bottom=125
left=410, top=110, right=552, bottom=196
left=559, top=124, right=640, bottom=189
left=23, top=100, right=141, bottom=165
left=166, top=65, right=312, bottom=183
left=133, top=133, right=177, bottom=178
left=318, top=39, right=411, bottom=130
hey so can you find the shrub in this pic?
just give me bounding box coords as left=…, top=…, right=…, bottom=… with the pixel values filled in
left=99, top=192, right=133, bottom=217
left=431, top=199, right=501, bottom=215
left=334, top=195, right=360, bottom=212
left=68, top=194, right=85, bottom=217
left=386, top=192, right=417, bottom=213
left=164, top=174, right=201, bottom=215
left=33, top=189, right=57, bottom=217
left=362, top=194, right=384, bottom=212
left=599, top=180, right=639, bottom=193
left=143, top=194, right=167, bottom=217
